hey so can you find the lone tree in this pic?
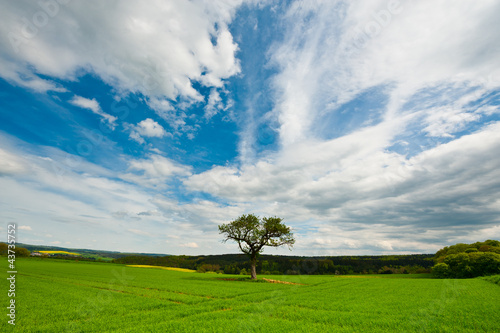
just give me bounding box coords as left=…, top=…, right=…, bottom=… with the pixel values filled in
left=218, top=214, right=295, bottom=280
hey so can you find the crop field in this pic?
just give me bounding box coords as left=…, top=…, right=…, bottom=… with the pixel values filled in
left=126, top=265, right=197, bottom=273
left=38, top=251, right=81, bottom=256
left=2, top=258, right=499, bottom=332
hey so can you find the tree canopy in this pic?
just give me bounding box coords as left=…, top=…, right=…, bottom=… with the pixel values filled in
left=218, top=214, right=295, bottom=279
left=432, top=240, right=500, bottom=278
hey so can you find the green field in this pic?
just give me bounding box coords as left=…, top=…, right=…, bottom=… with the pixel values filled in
left=2, top=258, right=499, bottom=332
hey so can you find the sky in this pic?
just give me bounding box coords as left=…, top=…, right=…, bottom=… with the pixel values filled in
left=0, top=0, right=499, bottom=256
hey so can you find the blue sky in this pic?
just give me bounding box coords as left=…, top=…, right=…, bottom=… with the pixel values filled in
left=1, top=0, right=499, bottom=255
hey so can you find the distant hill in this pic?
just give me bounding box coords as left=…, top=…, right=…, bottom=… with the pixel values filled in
left=16, top=243, right=169, bottom=260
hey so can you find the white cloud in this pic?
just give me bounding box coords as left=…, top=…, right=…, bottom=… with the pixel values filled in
left=185, top=121, right=500, bottom=252
left=0, top=0, right=242, bottom=104
left=137, top=210, right=161, bottom=217
left=205, top=89, right=222, bottom=119
left=376, top=241, right=393, bottom=251
left=204, top=88, right=232, bottom=120
left=128, top=229, right=152, bottom=237
left=180, top=242, right=199, bottom=248
left=129, top=118, right=169, bottom=144
left=145, top=98, right=204, bottom=137
left=0, top=148, right=29, bottom=175
left=0, top=63, right=66, bottom=93
left=120, top=154, right=192, bottom=189
left=153, top=197, right=244, bottom=231
left=19, top=225, right=32, bottom=231
left=69, top=95, right=117, bottom=129
left=0, top=139, right=182, bottom=253
left=301, top=223, right=446, bottom=255
left=70, top=96, right=101, bottom=114
left=420, top=88, right=500, bottom=137
left=261, top=0, right=500, bottom=151
left=129, top=132, right=145, bottom=145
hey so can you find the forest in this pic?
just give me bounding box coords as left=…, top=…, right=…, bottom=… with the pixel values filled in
left=113, top=253, right=434, bottom=275
left=431, top=239, right=500, bottom=278
left=114, top=239, right=500, bottom=277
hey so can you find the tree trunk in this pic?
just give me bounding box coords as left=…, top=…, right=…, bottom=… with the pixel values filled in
left=250, top=254, right=257, bottom=280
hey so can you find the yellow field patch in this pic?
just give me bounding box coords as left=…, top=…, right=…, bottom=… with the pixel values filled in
left=126, top=265, right=196, bottom=273
left=38, top=250, right=80, bottom=255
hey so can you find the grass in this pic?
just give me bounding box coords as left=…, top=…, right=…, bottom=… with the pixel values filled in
left=480, top=274, right=500, bottom=286
left=1, top=258, right=499, bottom=332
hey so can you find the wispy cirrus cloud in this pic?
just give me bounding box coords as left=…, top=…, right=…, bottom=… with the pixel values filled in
left=69, top=95, right=117, bottom=129
left=265, top=0, right=500, bottom=148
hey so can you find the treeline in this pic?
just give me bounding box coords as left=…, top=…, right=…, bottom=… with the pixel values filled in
left=0, top=243, right=30, bottom=257
left=113, top=253, right=434, bottom=275
left=432, top=240, right=500, bottom=278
